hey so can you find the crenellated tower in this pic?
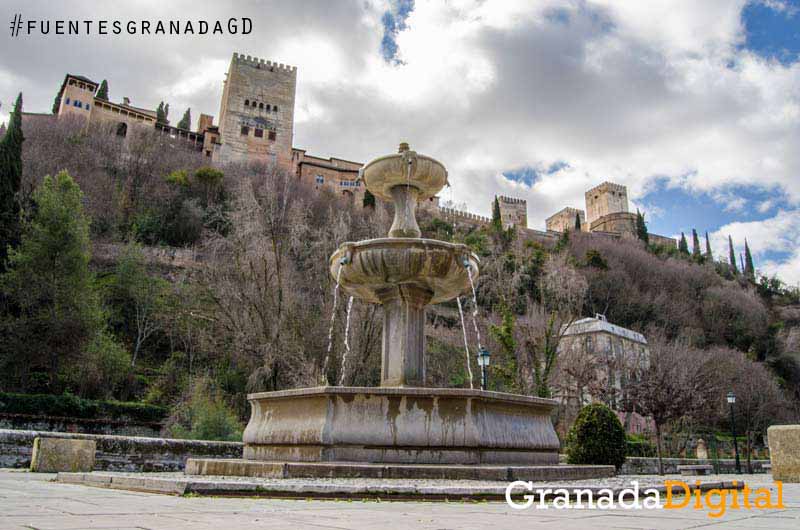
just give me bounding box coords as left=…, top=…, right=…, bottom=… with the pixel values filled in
left=216, top=53, right=297, bottom=168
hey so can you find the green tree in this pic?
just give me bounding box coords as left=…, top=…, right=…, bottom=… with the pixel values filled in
left=96, top=79, right=109, bottom=100
left=678, top=232, right=689, bottom=256
left=491, top=196, right=502, bottom=232
left=51, top=91, right=61, bottom=114
left=108, top=242, right=169, bottom=366
left=363, top=189, right=376, bottom=208
left=635, top=209, right=649, bottom=244
left=0, top=93, right=23, bottom=271
left=489, top=301, right=519, bottom=392
left=0, top=171, right=112, bottom=390
left=691, top=229, right=702, bottom=261
left=156, top=101, right=170, bottom=124
left=728, top=235, right=739, bottom=274
left=744, top=238, right=755, bottom=281
left=566, top=403, right=627, bottom=469
left=177, top=108, right=191, bottom=130
left=574, top=212, right=582, bottom=231
left=704, top=231, right=713, bottom=262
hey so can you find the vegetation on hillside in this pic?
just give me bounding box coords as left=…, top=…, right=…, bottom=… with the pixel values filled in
left=0, top=107, right=797, bottom=447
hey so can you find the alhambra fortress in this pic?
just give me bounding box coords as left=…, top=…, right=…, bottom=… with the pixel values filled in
left=28, top=52, right=675, bottom=248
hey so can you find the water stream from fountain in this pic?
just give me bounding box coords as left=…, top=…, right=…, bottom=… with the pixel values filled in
left=466, top=265, right=483, bottom=352
left=339, top=296, right=355, bottom=385
left=456, top=296, right=474, bottom=389
left=322, top=264, right=344, bottom=384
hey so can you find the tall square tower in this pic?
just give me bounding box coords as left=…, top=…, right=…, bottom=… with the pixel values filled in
left=498, top=195, right=528, bottom=229
left=585, top=182, right=628, bottom=226
left=216, top=53, right=297, bottom=168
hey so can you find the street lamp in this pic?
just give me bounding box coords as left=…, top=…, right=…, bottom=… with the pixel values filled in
left=727, top=391, right=742, bottom=474
left=477, top=347, right=490, bottom=390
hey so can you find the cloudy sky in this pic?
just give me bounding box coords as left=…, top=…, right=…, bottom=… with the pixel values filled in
left=1, top=0, right=799, bottom=283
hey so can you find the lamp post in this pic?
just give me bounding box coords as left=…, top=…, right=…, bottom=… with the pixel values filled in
left=477, top=347, right=490, bottom=391
left=727, top=391, right=741, bottom=474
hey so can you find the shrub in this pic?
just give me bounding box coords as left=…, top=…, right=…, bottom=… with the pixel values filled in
left=625, top=433, right=657, bottom=457
left=0, top=391, right=167, bottom=423
left=566, top=403, right=627, bottom=469
left=164, top=377, right=243, bottom=442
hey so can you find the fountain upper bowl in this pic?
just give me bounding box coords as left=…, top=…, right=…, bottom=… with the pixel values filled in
left=360, top=150, right=447, bottom=202
left=329, top=238, right=479, bottom=305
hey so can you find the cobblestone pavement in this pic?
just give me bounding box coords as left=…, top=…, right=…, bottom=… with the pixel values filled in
left=1, top=469, right=799, bottom=529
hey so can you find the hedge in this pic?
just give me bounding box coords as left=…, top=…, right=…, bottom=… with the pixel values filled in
left=0, top=392, right=167, bottom=424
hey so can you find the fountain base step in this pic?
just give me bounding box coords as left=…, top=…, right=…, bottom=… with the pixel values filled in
left=241, top=386, right=562, bottom=465
left=185, top=458, right=615, bottom=481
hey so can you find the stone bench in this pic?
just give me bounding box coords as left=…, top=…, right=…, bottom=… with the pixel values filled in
left=31, top=437, right=96, bottom=473
left=677, top=464, right=713, bottom=476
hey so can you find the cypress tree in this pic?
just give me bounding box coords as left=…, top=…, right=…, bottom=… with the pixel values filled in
left=704, top=231, right=712, bottom=261
left=691, top=229, right=701, bottom=261
left=0, top=92, right=24, bottom=271
left=96, top=80, right=109, bottom=100
left=156, top=102, right=170, bottom=125
left=51, top=92, right=61, bottom=114
left=362, top=189, right=375, bottom=208
left=575, top=212, right=581, bottom=231
left=744, top=239, right=755, bottom=281
left=728, top=235, right=739, bottom=274
left=491, top=196, right=502, bottom=231
left=678, top=232, right=689, bottom=256
left=635, top=209, right=649, bottom=244
left=177, top=108, right=191, bottom=130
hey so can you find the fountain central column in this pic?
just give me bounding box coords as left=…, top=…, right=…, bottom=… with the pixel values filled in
left=377, top=284, right=432, bottom=387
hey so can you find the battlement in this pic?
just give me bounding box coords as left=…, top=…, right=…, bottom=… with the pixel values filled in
left=439, top=207, right=492, bottom=224
left=586, top=181, right=626, bottom=195
left=232, top=52, right=297, bottom=73
left=498, top=195, right=526, bottom=205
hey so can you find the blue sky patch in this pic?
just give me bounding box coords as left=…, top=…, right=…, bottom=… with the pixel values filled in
left=381, top=0, right=415, bottom=64
left=741, top=0, right=800, bottom=64
left=503, top=161, right=570, bottom=186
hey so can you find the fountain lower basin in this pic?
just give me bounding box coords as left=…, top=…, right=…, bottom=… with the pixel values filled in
left=240, top=386, right=560, bottom=465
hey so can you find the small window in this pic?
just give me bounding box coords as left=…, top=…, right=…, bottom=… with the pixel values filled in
left=273, top=105, right=278, bottom=112
left=75, top=100, right=82, bottom=108
left=205, top=150, right=211, bottom=157
left=259, top=102, right=264, bottom=109
left=315, top=175, right=324, bottom=184
left=244, top=99, right=250, bottom=106
left=268, top=130, right=276, bottom=141
left=252, top=100, right=258, bottom=107
left=65, top=97, right=70, bottom=105
left=254, top=128, right=264, bottom=138
left=240, top=126, right=249, bottom=136
left=116, top=122, right=127, bottom=137
left=86, top=104, right=90, bottom=110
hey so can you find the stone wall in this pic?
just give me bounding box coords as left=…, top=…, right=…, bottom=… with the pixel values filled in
left=0, top=414, right=161, bottom=438
left=620, top=456, right=771, bottom=475
left=0, top=429, right=242, bottom=472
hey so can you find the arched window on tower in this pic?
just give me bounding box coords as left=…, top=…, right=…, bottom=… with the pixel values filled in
left=116, top=122, right=127, bottom=138
left=244, top=99, right=250, bottom=107
left=259, top=102, right=264, bottom=109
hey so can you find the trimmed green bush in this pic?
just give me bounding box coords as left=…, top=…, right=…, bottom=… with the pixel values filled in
left=566, top=403, right=627, bottom=469
left=626, top=433, right=657, bottom=457
left=0, top=392, right=167, bottom=423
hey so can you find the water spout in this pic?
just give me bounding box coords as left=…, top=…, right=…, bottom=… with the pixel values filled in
left=322, top=263, right=345, bottom=384
left=456, top=296, right=474, bottom=389
left=466, top=265, right=483, bottom=352
left=339, top=296, right=355, bottom=386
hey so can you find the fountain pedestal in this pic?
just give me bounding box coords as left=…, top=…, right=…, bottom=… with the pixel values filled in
left=378, top=285, right=431, bottom=387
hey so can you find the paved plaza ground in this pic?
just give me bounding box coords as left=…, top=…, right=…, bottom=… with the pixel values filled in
left=1, top=469, right=799, bottom=529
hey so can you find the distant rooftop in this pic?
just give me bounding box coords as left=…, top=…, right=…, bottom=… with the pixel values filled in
left=562, top=314, right=647, bottom=344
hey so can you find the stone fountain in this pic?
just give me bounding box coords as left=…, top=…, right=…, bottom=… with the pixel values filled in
left=187, top=144, right=613, bottom=480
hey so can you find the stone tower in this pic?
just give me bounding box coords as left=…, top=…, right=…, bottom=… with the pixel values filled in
left=585, top=182, right=628, bottom=226
left=216, top=53, right=297, bottom=168
left=498, top=195, right=528, bottom=229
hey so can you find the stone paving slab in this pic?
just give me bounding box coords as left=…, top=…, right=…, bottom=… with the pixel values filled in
left=2, top=469, right=798, bottom=529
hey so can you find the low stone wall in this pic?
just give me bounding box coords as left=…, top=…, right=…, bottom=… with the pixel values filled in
left=0, top=429, right=242, bottom=472
left=621, top=456, right=771, bottom=475
left=0, top=413, right=162, bottom=437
